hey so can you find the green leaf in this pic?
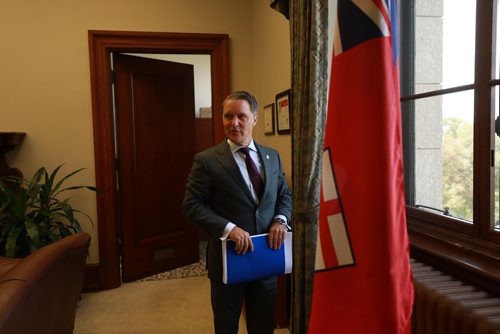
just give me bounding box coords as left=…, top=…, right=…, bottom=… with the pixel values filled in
left=24, top=219, right=40, bottom=244
left=0, top=165, right=97, bottom=257
left=25, top=218, right=41, bottom=250
left=52, top=165, right=85, bottom=197
left=27, top=168, right=44, bottom=192
left=5, top=225, right=23, bottom=258
left=47, top=164, right=63, bottom=191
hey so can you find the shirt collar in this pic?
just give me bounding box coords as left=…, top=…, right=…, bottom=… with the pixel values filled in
left=227, top=138, right=257, bottom=153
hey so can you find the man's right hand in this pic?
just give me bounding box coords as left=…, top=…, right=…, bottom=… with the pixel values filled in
left=228, top=227, right=254, bottom=255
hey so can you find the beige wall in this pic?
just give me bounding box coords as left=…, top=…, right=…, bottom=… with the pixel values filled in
left=1, top=0, right=291, bottom=263
left=251, top=1, right=292, bottom=183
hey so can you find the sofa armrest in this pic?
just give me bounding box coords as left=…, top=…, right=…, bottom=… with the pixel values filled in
left=0, top=257, right=21, bottom=277
left=0, top=232, right=91, bottom=334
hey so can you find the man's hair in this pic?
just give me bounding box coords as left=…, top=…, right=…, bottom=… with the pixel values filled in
left=222, top=91, right=259, bottom=115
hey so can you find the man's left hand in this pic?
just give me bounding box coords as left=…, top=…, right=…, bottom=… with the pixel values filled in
left=268, top=220, right=287, bottom=250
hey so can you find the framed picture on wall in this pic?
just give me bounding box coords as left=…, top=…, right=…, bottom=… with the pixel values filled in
left=263, top=103, right=275, bottom=135
left=276, top=89, right=291, bottom=134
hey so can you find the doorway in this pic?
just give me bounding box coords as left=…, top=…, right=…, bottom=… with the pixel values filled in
left=113, top=54, right=198, bottom=282
left=88, top=30, right=230, bottom=289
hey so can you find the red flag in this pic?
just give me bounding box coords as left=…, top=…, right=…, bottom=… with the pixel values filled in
left=309, top=1, right=414, bottom=333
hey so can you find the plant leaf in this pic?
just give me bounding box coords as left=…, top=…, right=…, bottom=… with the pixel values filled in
left=6, top=225, right=23, bottom=258
left=1, top=164, right=97, bottom=257
left=52, top=166, right=85, bottom=197
left=25, top=218, right=42, bottom=251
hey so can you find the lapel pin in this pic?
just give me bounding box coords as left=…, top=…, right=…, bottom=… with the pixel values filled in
left=266, top=155, right=270, bottom=160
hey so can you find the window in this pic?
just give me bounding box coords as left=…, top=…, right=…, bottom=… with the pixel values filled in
left=400, top=0, right=500, bottom=291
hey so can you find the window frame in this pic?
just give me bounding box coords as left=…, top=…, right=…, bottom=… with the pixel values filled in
left=400, top=0, right=500, bottom=294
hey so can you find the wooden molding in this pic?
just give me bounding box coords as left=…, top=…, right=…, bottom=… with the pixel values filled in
left=408, top=218, right=500, bottom=295
left=88, top=30, right=230, bottom=289
left=0, top=132, right=26, bottom=178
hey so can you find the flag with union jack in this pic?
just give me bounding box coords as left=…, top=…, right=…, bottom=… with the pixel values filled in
left=309, top=0, right=414, bottom=332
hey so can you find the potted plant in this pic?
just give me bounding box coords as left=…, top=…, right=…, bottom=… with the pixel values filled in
left=0, top=164, right=97, bottom=258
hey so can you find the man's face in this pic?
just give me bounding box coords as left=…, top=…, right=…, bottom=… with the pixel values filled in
left=222, top=98, right=257, bottom=146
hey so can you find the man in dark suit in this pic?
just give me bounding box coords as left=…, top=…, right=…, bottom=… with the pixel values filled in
left=182, top=91, right=292, bottom=334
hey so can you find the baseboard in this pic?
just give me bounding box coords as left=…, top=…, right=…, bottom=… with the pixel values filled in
left=82, top=263, right=101, bottom=292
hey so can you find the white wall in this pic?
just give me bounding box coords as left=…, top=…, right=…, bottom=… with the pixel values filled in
left=127, top=53, right=212, bottom=118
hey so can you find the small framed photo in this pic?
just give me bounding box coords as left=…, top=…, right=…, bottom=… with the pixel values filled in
left=263, top=103, right=275, bottom=135
left=275, top=89, right=291, bottom=134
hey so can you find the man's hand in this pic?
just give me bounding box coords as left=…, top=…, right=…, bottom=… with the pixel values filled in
left=228, top=226, right=254, bottom=255
left=268, top=220, right=287, bottom=250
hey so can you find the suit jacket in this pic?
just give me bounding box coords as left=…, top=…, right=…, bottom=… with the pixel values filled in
left=182, top=140, right=292, bottom=282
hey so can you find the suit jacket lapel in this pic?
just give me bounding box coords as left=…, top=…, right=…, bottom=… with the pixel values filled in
left=215, top=141, right=255, bottom=203
left=256, top=143, right=272, bottom=199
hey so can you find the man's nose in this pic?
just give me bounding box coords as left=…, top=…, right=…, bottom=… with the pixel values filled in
left=231, top=117, right=239, bottom=126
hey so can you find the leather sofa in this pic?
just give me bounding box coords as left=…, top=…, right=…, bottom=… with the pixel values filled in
left=0, top=232, right=91, bottom=334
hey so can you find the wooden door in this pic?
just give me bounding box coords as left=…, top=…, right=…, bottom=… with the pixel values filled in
left=113, top=54, right=199, bottom=282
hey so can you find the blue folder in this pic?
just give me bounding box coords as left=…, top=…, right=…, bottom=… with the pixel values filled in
left=222, top=232, right=292, bottom=284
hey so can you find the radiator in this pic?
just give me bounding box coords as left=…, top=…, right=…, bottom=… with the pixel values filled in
left=411, top=259, right=500, bottom=334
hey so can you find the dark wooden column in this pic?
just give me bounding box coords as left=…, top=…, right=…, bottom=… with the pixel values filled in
left=0, top=132, right=26, bottom=178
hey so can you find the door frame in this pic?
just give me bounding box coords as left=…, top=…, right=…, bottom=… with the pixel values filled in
left=88, top=30, right=229, bottom=290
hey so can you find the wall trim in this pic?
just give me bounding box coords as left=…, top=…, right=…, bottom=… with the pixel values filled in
left=88, top=30, right=230, bottom=289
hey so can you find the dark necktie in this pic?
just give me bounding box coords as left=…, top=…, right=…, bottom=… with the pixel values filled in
left=239, top=146, right=263, bottom=199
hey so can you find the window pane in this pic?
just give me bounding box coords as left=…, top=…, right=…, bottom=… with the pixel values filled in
left=413, top=90, right=474, bottom=222
left=415, top=0, right=476, bottom=94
